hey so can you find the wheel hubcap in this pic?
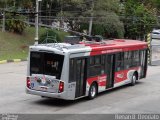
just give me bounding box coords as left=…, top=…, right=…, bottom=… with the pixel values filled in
left=91, top=86, right=96, bottom=97
left=133, top=75, right=136, bottom=83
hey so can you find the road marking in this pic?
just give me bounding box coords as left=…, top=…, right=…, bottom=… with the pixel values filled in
left=0, top=60, right=7, bottom=64
left=13, top=59, right=21, bottom=62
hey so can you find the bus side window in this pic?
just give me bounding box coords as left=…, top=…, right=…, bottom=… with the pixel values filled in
left=132, top=51, right=140, bottom=66
left=124, top=51, right=131, bottom=69
left=115, top=53, right=124, bottom=71
left=88, top=55, right=104, bottom=77
left=124, top=52, right=129, bottom=69
left=95, top=56, right=101, bottom=64
left=124, top=51, right=140, bottom=69
left=101, top=55, right=105, bottom=73
left=90, top=56, right=95, bottom=65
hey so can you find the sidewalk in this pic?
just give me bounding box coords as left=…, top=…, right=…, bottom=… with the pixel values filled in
left=0, top=59, right=27, bottom=64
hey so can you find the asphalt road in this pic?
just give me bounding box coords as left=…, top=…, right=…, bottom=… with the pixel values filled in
left=0, top=62, right=160, bottom=114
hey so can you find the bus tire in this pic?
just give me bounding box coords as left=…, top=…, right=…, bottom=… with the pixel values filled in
left=88, top=83, right=97, bottom=100
left=130, top=73, right=137, bottom=86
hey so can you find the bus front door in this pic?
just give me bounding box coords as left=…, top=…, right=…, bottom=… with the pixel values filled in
left=105, top=54, right=115, bottom=89
left=75, top=58, right=86, bottom=98
left=140, top=50, right=148, bottom=78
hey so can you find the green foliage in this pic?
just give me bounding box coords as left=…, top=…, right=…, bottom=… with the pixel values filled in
left=1, top=0, right=160, bottom=40
left=39, top=30, right=61, bottom=44
left=103, top=13, right=124, bottom=38
left=57, top=0, right=124, bottom=38
left=0, top=0, right=28, bottom=34
left=39, top=29, right=70, bottom=44
left=92, top=0, right=124, bottom=38
left=5, top=13, right=27, bottom=34
left=80, top=13, right=124, bottom=38
left=0, top=27, right=36, bottom=60
left=123, top=0, right=158, bottom=39
left=94, top=0, right=119, bottom=13
left=0, top=0, right=12, bottom=8
left=93, top=11, right=124, bottom=38
left=153, top=0, right=160, bottom=15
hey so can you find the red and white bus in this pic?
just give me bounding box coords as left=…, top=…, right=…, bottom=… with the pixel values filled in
left=26, top=39, right=148, bottom=100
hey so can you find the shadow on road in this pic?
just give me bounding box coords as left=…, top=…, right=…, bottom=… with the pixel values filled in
left=31, top=81, right=144, bottom=107
left=32, top=96, right=88, bottom=107
left=98, top=81, right=144, bottom=97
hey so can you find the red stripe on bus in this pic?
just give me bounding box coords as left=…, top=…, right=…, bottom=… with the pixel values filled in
left=114, top=67, right=139, bottom=83
left=90, top=45, right=147, bottom=56
left=87, top=74, right=107, bottom=87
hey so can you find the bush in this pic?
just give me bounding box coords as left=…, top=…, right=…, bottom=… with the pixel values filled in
left=39, top=29, right=69, bottom=44
left=79, top=13, right=124, bottom=39
left=5, top=13, right=27, bottom=34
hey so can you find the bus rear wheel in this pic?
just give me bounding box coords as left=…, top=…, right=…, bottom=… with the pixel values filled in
left=130, top=73, right=137, bottom=86
left=88, top=83, right=97, bottom=100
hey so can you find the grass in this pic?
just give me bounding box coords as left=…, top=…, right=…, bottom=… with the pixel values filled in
left=0, top=26, right=69, bottom=61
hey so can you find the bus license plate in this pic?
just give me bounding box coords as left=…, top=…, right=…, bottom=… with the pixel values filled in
left=40, top=86, right=48, bottom=91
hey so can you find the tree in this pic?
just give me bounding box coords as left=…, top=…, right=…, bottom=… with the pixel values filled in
left=0, top=0, right=12, bottom=8
left=123, top=0, right=158, bottom=40
left=0, top=0, right=29, bottom=34
left=56, top=0, right=124, bottom=38
left=5, top=14, right=27, bottom=34
left=89, top=0, right=124, bottom=38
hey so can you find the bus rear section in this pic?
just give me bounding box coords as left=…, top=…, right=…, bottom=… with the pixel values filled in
left=26, top=50, right=69, bottom=99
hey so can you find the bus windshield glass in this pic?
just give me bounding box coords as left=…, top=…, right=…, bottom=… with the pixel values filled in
left=30, top=52, right=64, bottom=79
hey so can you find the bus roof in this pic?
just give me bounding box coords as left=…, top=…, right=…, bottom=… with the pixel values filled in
left=30, top=39, right=148, bottom=55
left=80, top=39, right=148, bottom=55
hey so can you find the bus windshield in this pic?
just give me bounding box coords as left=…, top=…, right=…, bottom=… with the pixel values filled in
left=30, top=52, right=64, bottom=79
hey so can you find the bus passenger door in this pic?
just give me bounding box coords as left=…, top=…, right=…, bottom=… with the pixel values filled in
left=75, top=58, right=86, bottom=98
left=140, top=50, right=148, bottom=78
left=105, top=54, right=115, bottom=89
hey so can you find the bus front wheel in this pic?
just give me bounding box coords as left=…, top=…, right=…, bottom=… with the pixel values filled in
left=88, top=83, right=97, bottom=100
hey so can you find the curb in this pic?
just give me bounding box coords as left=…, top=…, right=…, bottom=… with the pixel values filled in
left=0, top=59, right=27, bottom=64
